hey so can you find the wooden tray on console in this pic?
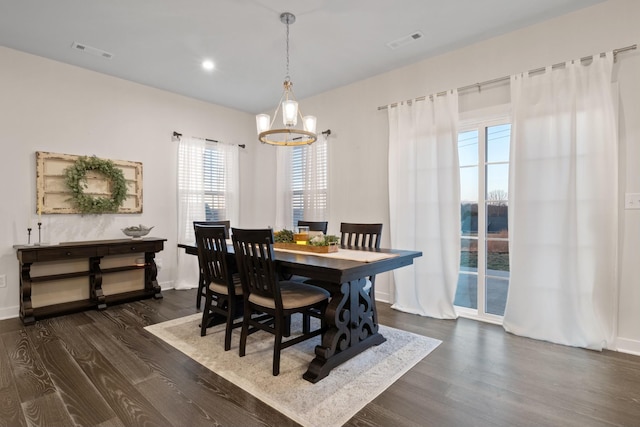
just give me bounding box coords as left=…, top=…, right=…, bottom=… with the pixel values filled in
left=274, top=242, right=338, bottom=253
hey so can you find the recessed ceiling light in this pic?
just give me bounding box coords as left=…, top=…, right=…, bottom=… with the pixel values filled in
left=202, top=60, right=215, bottom=71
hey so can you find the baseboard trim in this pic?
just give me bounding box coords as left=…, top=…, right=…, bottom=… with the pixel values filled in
left=375, top=291, right=391, bottom=304
left=616, top=338, right=640, bottom=356
left=0, top=305, right=19, bottom=320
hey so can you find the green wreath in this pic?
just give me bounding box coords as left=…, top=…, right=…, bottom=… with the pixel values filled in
left=64, top=156, right=127, bottom=214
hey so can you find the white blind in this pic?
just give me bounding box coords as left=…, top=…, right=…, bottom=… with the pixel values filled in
left=291, top=136, right=328, bottom=226
left=203, top=145, right=227, bottom=221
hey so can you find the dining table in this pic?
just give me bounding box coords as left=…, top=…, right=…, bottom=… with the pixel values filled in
left=178, top=241, right=422, bottom=383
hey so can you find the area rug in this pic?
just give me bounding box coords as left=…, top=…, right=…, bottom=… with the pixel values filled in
left=144, top=313, right=441, bottom=427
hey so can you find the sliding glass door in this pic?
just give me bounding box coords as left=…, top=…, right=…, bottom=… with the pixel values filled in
left=455, top=120, right=511, bottom=322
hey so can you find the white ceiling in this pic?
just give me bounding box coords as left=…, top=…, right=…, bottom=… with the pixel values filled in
left=0, top=0, right=604, bottom=114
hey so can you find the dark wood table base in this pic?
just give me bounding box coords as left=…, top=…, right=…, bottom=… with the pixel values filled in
left=303, top=277, right=387, bottom=383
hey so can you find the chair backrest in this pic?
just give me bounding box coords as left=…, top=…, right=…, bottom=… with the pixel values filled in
left=194, top=225, right=233, bottom=290
left=193, top=220, right=231, bottom=238
left=231, top=228, right=281, bottom=304
left=340, top=223, right=383, bottom=248
left=297, top=220, right=328, bottom=234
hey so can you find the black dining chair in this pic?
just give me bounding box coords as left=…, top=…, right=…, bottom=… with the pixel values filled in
left=232, top=228, right=329, bottom=376
left=297, top=220, right=328, bottom=234
left=194, top=224, right=242, bottom=350
left=340, top=221, right=383, bottom=291
left=193, top=220, right=231, bottom=309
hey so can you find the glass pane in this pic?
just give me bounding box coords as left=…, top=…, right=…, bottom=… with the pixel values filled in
left=454, top=273, right=477, bottom=309
left=460, top=166, right=478, bottom=203
left=487, top=239, right=509, bottom=274
left=458, top=130, right=478, bottom=167
left=486, top=277, right=508, bottom=316
left=461, top=202, right=478, bottom=236
left=486, top=124, right=511, bottom=163
left=460, top=238, right=478, bottom=272
left=486, top=164, right=508, bottom=200
left=486, top=201, right=508, bottom=236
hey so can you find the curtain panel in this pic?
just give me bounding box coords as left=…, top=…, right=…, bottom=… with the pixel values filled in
left=175, top=138, right=239, bottom=290
left=175, top=137, right=206, bottom=290
left=388, top=92, right=460, bottom=319
left=504, top=53, right=618, bottom=350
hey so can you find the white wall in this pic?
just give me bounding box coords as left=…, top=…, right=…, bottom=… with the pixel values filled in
left=250, top=0, right=640, bottom=352
left=0, top=46, right=256, bottom=319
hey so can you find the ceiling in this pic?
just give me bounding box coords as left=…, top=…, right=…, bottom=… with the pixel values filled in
left=0, top=0, right=604, bottom=114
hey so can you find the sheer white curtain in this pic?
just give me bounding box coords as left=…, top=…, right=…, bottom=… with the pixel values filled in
left=175, top=137, right=205, bottom=289
left=504, top=53, right=618, bottom=350
left=388, top=91, right=460, bottom=319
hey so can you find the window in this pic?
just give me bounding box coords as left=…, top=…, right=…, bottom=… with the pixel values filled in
left=289, top=138, right=328, bottom=228
left=177, top=137, right=238, bottom=244
left=455, top=121, right=511, bottom=320
left=203, top=145, right=227, bottom=221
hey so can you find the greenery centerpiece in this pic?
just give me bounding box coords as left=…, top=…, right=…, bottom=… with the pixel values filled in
left=274, top=229, right=340, bottom=253
left=64, top=156, right=128, bottom=214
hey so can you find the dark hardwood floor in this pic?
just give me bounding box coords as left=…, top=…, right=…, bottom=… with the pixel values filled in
left=1, top=289, right=639, bottom=427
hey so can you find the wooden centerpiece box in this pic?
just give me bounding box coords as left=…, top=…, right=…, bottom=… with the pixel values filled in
left=274, top=242, right=338, bottom=253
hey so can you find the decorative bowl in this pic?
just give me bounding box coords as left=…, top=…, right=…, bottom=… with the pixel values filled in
left=122, top=224, right=154, bottom=239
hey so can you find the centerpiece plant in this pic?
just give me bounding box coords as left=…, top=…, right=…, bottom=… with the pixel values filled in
left=274, top=229, right=340, bottom=247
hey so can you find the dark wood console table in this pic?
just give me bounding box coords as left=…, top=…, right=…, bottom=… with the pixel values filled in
left=14, top=238, right=166, bottom=325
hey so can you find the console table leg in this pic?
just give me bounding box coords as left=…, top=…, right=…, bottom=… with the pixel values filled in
left=90, top=256, right=107, bottom=310
left=145, top=252, right=163, bottom=299
left=20, top=263, right=35, bottom=325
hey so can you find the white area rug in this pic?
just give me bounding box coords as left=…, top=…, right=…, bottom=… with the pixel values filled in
left=145, top=313, right=441, bottom=427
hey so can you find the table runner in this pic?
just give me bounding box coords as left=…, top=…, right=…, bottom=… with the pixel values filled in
left=273, top=247, right=398, bottom=263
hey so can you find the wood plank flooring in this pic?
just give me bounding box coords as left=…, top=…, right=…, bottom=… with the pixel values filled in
left=1, top=289, right=639, bottom=426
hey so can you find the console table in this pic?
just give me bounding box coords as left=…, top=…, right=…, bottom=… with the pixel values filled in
left=13, top=238, right=166, bottom=325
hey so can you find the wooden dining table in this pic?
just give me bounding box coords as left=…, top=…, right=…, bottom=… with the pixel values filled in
left=178, top=242, right=422, bottom=383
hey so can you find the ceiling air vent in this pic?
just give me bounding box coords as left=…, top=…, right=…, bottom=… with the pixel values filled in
left=386, top=31, right=424, bottom=50
left=71, top=42, right=114, bottom=59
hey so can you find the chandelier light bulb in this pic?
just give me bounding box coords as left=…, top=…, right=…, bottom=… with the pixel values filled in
left=303, top=115, right=317, bottom=134
left=256, top=114, right=270, bottom=134
left=282, top=100, right=298, bottom=126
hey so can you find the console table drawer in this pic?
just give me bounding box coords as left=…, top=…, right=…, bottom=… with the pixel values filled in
left=108, top=242, right=157, bottom=255
left=36, top=247, right=99, bottom=262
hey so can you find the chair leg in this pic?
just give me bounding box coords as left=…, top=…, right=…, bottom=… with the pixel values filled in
left=273, top=316, right=283, bottom=376
left=224, top=297, right=234, bottom=351
left=196, top=270, right=205, bottom=309
left=200, top=291, right=212, bottom=337
left=239, top=304, right=250, bottom=357
left=302, top=313, right=311, bottom=334
left=284, top=315, right=291, bottom=337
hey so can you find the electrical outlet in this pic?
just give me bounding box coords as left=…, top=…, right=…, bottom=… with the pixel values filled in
left=625, top=193, right=640, bottom=210
left=156, top=258, right=163, bottom=270
left=0, top=274, right=6, bottom=288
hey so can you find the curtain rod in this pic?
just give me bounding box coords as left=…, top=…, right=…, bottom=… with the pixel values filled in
left=172, top=131, right=246, bottom=149
left=378, top=43, right=637, bottom=111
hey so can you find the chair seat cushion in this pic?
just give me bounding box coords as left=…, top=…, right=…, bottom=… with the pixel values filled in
left=209, top=274, right=243, bottom=295
left=249, top=282, right=329, bottom=310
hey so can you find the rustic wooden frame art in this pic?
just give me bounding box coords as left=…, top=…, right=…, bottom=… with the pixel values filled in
left=36, top=151, right=143, bottom=214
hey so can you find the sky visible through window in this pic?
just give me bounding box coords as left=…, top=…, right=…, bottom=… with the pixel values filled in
left=458, top=124, right=511, bottom=202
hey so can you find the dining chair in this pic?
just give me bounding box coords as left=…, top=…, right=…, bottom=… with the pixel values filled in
left=340, top=222, right=383, bottom=249
left=193, top=220, right=231, bottom=309
left=340, top=222, right=383, bottom=299
left=194, top=224, right=242, bottom=350
left=232, top=228, right=329, bottom=376
left=297, top=220, right=328, bottom=234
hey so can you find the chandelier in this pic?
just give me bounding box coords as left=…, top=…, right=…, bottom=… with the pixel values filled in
left=256, top=12, right=317, bottom=146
